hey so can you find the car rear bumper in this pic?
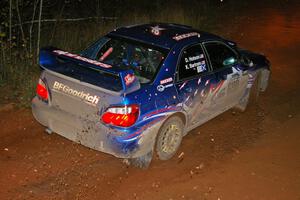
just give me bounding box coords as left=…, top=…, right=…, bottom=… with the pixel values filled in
left=31, top=97, right=161, bottom=158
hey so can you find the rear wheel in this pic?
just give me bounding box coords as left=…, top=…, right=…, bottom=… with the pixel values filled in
left=156, top=116, right=184, bottom=160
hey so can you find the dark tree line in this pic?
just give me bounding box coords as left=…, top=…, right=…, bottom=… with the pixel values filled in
left=0, top=0, right=288, bottom=104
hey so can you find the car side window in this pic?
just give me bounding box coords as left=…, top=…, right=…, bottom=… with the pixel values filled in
left=178, top=45, right=208, bottom=80
left=204, top=42, right=237, bottom=71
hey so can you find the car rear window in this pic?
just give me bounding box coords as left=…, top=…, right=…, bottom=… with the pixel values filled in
left=82, top=37, right=168, bottom=84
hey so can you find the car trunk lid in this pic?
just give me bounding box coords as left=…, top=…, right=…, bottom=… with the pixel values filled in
left=38, top=47, right=140, bottom=119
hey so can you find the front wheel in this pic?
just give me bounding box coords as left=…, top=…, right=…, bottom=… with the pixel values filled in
left=156, top=116, right=184, bottom=160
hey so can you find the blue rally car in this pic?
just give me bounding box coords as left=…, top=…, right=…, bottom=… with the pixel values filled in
left=32, top=23, right=270, bottom=167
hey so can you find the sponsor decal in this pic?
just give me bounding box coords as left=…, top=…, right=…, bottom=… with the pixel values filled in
left=211, top=80, right=225, bottom=94
left=197, top=77, right=202, bottom=85
left=126, top=107, right=180, bottom=139
left=185, top=95, right=190, bottom=102
left=124, top=73, right=136, bottom=86
left=157, top=83, right=173, bottom=92
left=183, top=53, right=207, bottom=74
left=143, top=106, right=179, bottom=120
left=173, top=32, right=200, bottom=41
left=160, top=77, right=173, bottom=85
left=157, top=85, right=165, bottom=92
left=184, top=54, right=204, bottom=62
left=179, top=81, right=187, bottom=90
left=150, top=26, right=165, bottom=36
left=127, top=117, right=164, bottom=139
left=100, top=47, right=113, bottom=61
left=201, top=89, right=206, bottom=97
left=185, top=60, right=205, bottom=70
left=53, top=50, right=112, bottom=68
left=194, top=89, right=198, bottom=96
left=197, top=62, right=207, bottom=73
left=53, top=81, right=100, bottom=105
left=205, top=79, right=210, bottom=86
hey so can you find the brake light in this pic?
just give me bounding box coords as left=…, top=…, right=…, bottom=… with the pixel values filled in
left=36, top=79, right=48, bottom=101
left=102, top=105, right=139, bottom=127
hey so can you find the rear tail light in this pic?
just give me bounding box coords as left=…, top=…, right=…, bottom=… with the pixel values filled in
left=36, top=78, right=48, bottom=101
left=101, top=104, right=139, bottom=127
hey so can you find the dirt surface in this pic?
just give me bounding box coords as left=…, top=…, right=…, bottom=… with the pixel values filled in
left=1, top=6, right=300, bottom=200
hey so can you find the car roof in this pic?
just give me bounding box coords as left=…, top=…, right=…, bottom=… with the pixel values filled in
left=107, top=23, right=222, bottom=49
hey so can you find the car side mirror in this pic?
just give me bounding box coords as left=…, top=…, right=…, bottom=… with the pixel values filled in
left=223, top=57, right=237, bottom=66
left=240, top=55, right=254, bottom=67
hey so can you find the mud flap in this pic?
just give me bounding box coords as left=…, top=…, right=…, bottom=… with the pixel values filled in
left=119, top=70, right=141, bottom=94
left=125, top=150, right=154, bottom=169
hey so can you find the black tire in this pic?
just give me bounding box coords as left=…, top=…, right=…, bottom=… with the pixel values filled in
left=156, top=116, right=184, bottom=160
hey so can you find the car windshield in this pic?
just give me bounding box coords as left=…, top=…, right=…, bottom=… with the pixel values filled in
left=81, top=37, right=168, bottom=84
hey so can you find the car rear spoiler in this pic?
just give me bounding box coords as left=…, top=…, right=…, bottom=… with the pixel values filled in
left=39, top=47, right=140, bottom=94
